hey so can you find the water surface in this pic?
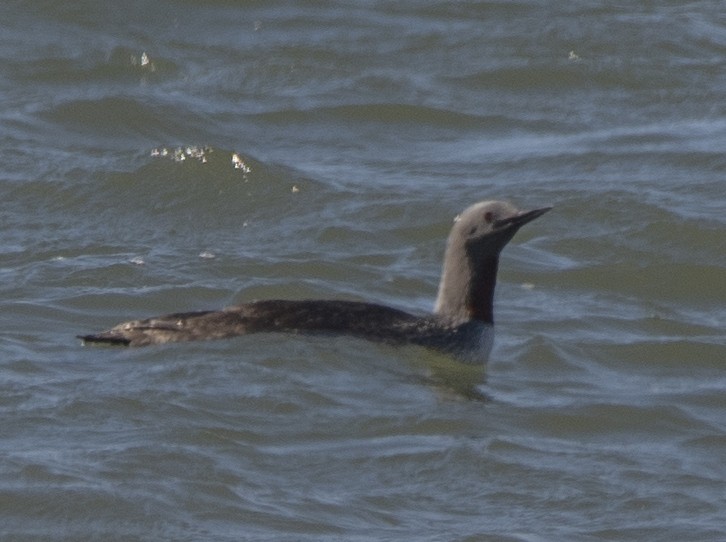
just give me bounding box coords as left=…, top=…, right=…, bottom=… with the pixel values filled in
left=1, top=2, right=725, bottom=540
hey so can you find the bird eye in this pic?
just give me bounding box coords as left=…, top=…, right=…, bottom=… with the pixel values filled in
left=484, top=211, right=494, bottom=223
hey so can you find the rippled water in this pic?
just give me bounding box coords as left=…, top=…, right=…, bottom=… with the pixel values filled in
left=2, top=2, right=725, bottom=540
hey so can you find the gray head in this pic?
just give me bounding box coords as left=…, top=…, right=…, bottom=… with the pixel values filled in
left=434, top=200, right=551, bottom=325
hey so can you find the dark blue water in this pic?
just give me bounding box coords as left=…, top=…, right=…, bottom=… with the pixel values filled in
left=2, top=2, right=725, bottom=540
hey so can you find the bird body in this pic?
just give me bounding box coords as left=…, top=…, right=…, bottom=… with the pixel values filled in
left=79, top=200, right=550, bottom=362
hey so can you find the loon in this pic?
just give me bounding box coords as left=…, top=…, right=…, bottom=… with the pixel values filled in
left=79, top=200, right=550, bottom=361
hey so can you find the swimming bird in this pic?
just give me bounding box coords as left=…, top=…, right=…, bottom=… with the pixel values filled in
left=79, top=200, right=550, bottom=361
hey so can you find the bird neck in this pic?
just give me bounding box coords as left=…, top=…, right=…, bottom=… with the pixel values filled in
left=467, top=255, right=498, bottom=324
left=434, top=246, right=499, bottom=325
